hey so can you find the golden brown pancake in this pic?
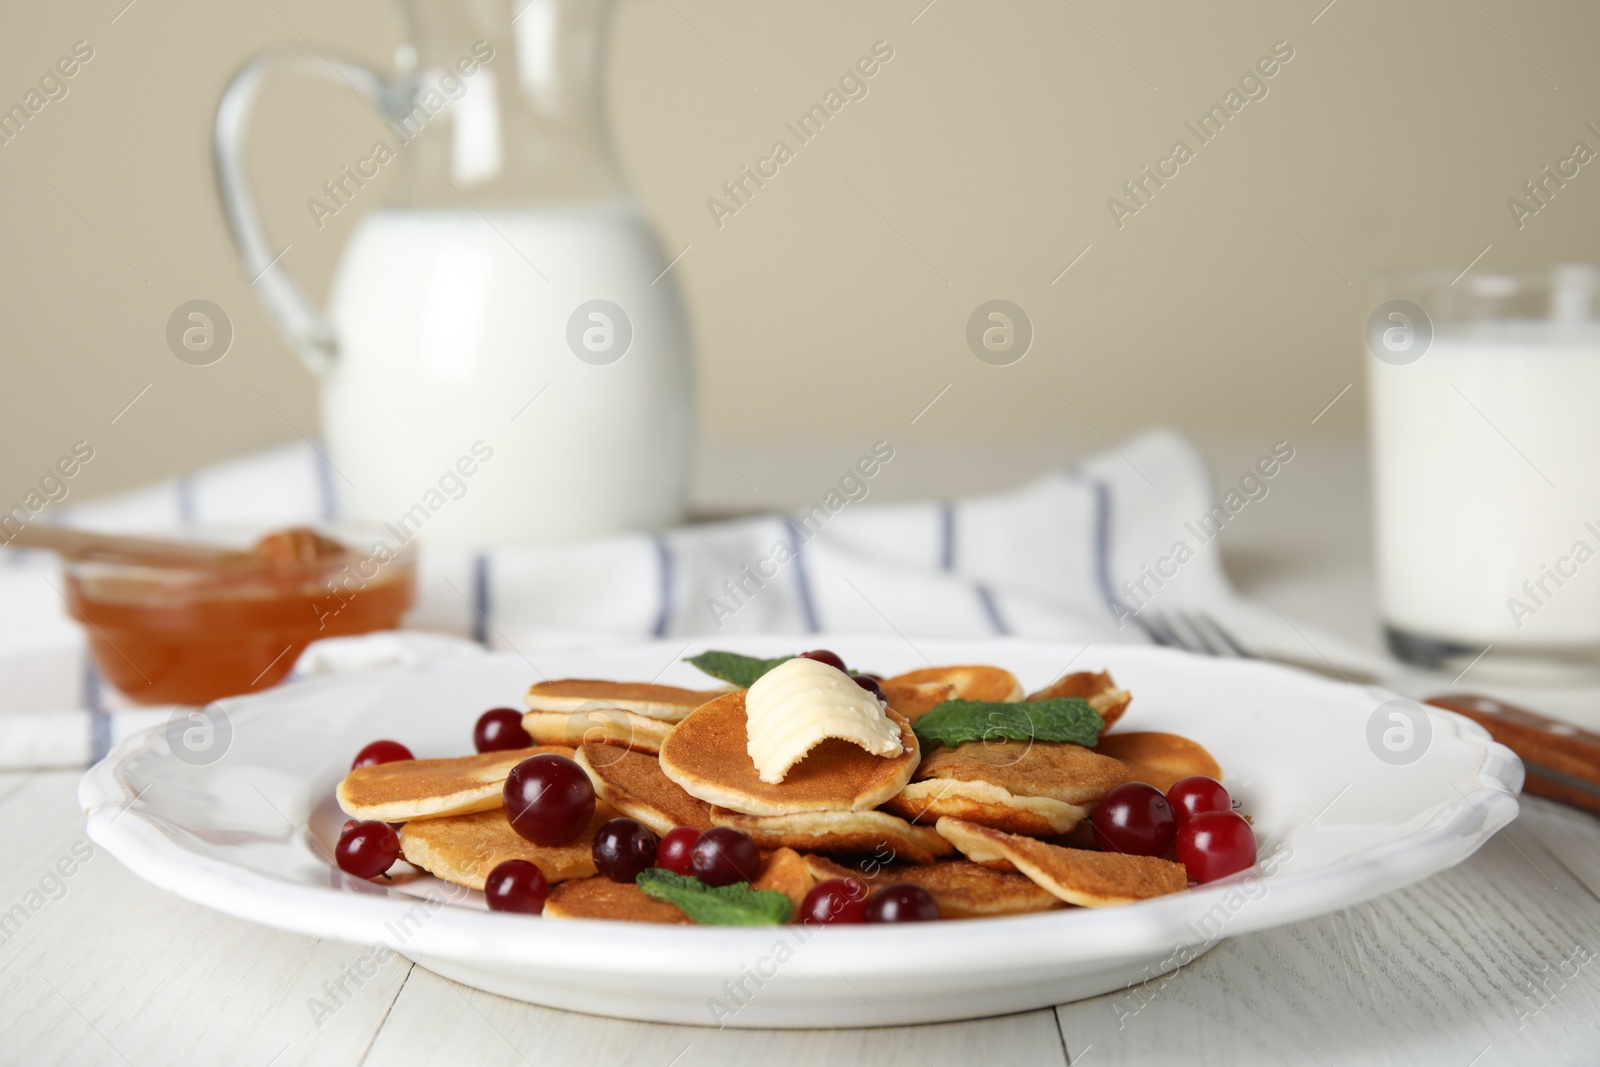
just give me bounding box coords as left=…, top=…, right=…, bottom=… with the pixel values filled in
left=1048, top=821, right=1100, bottom=851
left=544, top=876, right=690, bottom=923
left=883, top=665, right=1023, bottom=703
left=802, top=854, right=879, bottom=884
left=882, top=778, right=1086, bottom=836
left=573, top=741, right=714, bottom=836
left=882, top=681, right=957, bottom=723
left=804, top=855, right=1063, bottom=919
left=397, top=800, right=615, bottom=890
left=658, top=690, right=920, bottom=816
left=936, top=817, right=1188, bottom=906
left=752, top=847, right=814, bottom=910
left=914, top=740, right=1128, bottom=806
left=522, top=708, right=671, bottom=755
left=1027, top=670, right=1132, bottom=733
left=710, top=807, right=954, bottom=865
left=524, top=679, right=725, bottom=722
left=1095, top=731, right=1221, bottom=793
left=337, top=746, right=574, bottom=822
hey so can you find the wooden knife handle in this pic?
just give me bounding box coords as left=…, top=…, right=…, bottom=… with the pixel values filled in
left=1425, top=693, right=1600, bottom=814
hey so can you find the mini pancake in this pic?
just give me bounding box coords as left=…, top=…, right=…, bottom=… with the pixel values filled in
left=544, top=876, right=690, bottom=924
left=882, top=778, right=1086, bottom=836
left=914, top=740, right=1128, bottom=806
left=1095, top=731, right=1221, bottom=792
left=521, top=708, right=671, bottom=756
left=801, top=854, right=872, bottom=882
left=524, top=679, right=725, bottom=722
left=397, top=800, right=616, bottom=890
left=802, top=855, right=1061, bottom=919
left=337, top=746, right=574, bottom=822
left=883, top=665, right=1023, bottom=703
left=1047, top=821, right=1100, bottom=851
left=573, top=741, right=714, bottom=836
left=1027, top=670, right=1132, bottom=733
left=658, top=690, right=920, bottom=816
left=752, top=847, right=814, bottom=911
left=882, top=681, right=957, bottom=723
left=887, top=861, right=1064, bottom=919
left=710, top=807, right=953, bottom=865
left=936, top=817, right=1188, bottom=906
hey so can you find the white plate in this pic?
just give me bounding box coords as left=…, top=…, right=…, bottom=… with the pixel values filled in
left=81, top=637, right=1521, bottom=1029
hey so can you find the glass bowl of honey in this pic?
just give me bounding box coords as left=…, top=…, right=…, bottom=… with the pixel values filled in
left=62, top=524, right=417, bottom=705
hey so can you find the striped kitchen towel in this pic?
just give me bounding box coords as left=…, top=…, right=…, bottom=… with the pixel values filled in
left=0, top=428, right=1373, bottom=767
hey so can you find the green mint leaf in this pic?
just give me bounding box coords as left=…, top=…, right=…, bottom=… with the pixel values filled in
left=635, top=869, right=794, bottom=925
left=912, top=698, right=1103, bottom=749
left=684, top=650, right=794, bottom=688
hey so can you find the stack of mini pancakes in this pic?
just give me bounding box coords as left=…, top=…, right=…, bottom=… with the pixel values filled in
left=334, top=665, right=1224, bottom=922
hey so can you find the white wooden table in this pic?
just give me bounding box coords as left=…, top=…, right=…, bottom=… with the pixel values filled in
left=3, top=432, right=1599, bottom=1065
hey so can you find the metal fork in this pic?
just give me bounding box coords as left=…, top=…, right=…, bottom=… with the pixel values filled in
left=1136, top=610, right=1258, bottom=660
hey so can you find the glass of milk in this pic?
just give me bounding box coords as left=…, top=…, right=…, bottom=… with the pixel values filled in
left=215, top=0, right=693, bottom=551
left=1368, top=264, right=1600, bottom=678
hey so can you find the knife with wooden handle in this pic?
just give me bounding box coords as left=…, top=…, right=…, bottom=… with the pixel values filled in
left=1425, top=693, right=1600, bottom=814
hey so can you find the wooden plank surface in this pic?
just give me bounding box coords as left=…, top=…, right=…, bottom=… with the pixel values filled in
left=0, top=770, right=34, bottom=809
left=365, top=966, right=1070, bottom=1067
left=1055, top=808, right=1600, bottom=1066
left=0, top=772, right=410, bottom=1067
left=1518, top=794, right=1600, bottom=901
left=2, top=768, right=1596, bottom=1066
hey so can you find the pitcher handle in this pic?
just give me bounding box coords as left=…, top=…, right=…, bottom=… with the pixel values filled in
left=214, top=46, right=411, bottom=375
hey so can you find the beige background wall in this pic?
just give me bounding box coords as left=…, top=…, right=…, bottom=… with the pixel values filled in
left=3, top=0, right=1598, bottom=506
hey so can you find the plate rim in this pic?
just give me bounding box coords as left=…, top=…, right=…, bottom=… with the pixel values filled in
left=80, top=636, right=1523, bottom=977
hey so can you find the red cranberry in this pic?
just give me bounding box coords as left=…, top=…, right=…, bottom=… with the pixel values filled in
left=503, top=754, right=595, bottom=846
left=474, top=707, right=533, bottom=753
left=799, top=878, right=870, bottom=924
left=593, top=818, right=659, bottom=883
left=1175, top=811, right=1257, bottom=883
left=798, top=649, right=847, bottom=672
left=690, top=827, right=762, bottom=886
left=1090, top=782, right=1177, bottom=857
left=865, top=883, right=939, bottom=923
left=855, top=675, right=886, bottom=701
left=334, top=820, right=400, bottom=879
left=1167, top=776, right=1232, bottom=825
left=656, top=827, right=700, bottom=875
left=351, top=740, right=413, bottom=770
left=484, top=859, right=548, bottom=913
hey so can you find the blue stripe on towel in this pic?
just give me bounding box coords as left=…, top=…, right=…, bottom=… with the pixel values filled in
left=975, top=583, right=1010, bottom=635
left=85, top=659, right=111, bottom=764
left=314, top=443, right=338, bottom=520
left=1089, top=479, right=1116, bottom=615
left=176, top=474, right=197, bottom=527
left=1087, top=476, right=1145, bottom=635
left=651, top=534, right=674, bottom=637
left=783, top=519, right=821, bottom=633
left=471, top=553, right=491, bottom=646
left=940, top=501, right=956, bottom=571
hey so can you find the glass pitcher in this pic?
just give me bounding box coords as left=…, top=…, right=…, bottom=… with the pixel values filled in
left=214, top=0, right=694, bottom=553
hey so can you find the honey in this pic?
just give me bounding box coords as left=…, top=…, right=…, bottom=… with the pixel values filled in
left=65, top=527, right=416, bottom=705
